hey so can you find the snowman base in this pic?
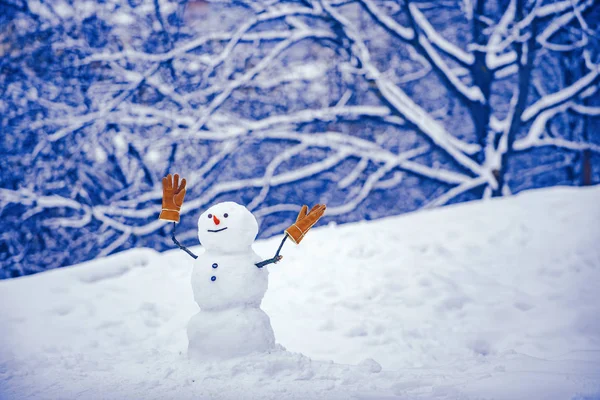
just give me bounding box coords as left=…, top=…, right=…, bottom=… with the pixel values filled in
left=187, top=306, right=276, bottom=361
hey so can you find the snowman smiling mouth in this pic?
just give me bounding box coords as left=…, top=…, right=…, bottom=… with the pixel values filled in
left=207, top=227, right=228, bottom=233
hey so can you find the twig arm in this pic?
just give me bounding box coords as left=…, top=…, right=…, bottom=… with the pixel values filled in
left=255, top=234, right=288, bottom=268
left=172, top=222, right=198, bottom=259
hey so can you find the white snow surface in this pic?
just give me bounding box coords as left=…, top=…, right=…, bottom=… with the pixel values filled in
left=187, top=307, right=275, bottom=361
left=1, top=186, right=600, bottom=400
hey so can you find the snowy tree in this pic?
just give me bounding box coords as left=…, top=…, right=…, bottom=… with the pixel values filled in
left=0, top=0, right=598, bottom=277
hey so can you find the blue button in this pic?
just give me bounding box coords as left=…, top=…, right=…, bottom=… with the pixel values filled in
left=211, top=276, right=216, bottom=282
left=212, top=263, right=218, bottom=269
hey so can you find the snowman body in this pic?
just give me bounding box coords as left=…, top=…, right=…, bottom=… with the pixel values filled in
left=187, top=202, right=276, bottom=360
left=191, top=250, right=268, bottom=309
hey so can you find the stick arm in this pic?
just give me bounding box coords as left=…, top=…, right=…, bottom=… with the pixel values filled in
left=172, top=222, right=198, bottom=259
left=255, top=234, right=288, bottom=268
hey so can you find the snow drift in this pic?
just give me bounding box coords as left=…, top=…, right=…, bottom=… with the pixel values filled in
left=1, top=186, right=599, bottom=399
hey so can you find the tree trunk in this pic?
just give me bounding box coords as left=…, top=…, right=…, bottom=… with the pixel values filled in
left=580, top=60, right=592, bottom=186
left=582, top=150, right=592, bottom=186
left=471, top=0, right=492, bottom=165
left=491, top=0, right=536, bottom=197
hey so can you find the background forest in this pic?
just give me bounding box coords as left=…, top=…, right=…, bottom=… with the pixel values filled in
left=1, top=0, right=599, bottom=277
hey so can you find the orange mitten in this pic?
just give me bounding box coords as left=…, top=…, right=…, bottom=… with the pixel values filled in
left=285, top=204, right=326, bottom=244
left=159, top=174, right=187, bottom=223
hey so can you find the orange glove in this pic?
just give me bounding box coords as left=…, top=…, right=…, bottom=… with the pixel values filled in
left=159, top=174, right=187, bottom=223
left=285, top=204, right=326, bottom=244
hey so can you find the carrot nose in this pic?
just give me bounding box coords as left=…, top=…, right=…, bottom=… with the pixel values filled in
left=213, top=215, right=220, bottom=225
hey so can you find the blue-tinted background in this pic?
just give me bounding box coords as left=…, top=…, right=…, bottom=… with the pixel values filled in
left=1, top=0, right=599, bottom=278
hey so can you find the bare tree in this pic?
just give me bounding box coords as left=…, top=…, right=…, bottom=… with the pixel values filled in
left=0, top=0, right=598, bottom=277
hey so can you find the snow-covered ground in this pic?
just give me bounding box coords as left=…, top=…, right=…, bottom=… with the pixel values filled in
left=1, top=186, right=599, bottom=400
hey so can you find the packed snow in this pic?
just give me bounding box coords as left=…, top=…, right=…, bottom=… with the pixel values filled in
left=1, top=186, right=600, bottom=400
left=189, top=202, right=275, bottom=360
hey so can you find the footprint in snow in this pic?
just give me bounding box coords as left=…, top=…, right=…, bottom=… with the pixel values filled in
left=51, top=304, right=74, bottom=316
left=345, top=324, right=368, bottom=337
left=436, top=296, right=470, bottom=312
left=318, top=319, right=335, bottom=331
left=138, top=302, right=162, bottom=327
left=96, top=320, right=125, bottom=330
left=468, top=338, right=492, bottom=356
left=513, top=301, right=534, bottom=311
left=418, top=277, right=432, bottom=287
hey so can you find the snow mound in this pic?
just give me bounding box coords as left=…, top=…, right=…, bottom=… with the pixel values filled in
left=1, top=186, right=600, bottom=399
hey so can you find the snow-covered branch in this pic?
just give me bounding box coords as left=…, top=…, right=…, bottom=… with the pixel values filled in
left=537, top=0, right=593, bottom=51
left=185, top=28, right=337, bottom=133
left=425, top=176, right=488, bottom=208
left=521, top=67, right=600, bottom=123
left=2, top=0, right=598, bottom=277
left=515, top=137, right=600, bottom=153
left=321, top=1, right=489, bottom=184
left=406, top=3, right=474, bottom=67
left=360, top=0, right=483, bottom=108
left=79, top=6, right=322, bottom=65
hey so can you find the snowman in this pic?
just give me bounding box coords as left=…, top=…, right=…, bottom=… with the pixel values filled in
left=158, top=174, right=326, bottom=360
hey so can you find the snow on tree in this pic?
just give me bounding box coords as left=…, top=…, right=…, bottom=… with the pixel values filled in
left=0, top=0, right=598, bottom=277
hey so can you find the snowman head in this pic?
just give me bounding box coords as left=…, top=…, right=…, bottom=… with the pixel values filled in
left=197, top=202, right=258, bottom=253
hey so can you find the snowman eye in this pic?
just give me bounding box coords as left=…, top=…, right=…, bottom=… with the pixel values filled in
left=207, top=214, right=212, bottom=219
left=224, top=213, right=229, bottom=218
